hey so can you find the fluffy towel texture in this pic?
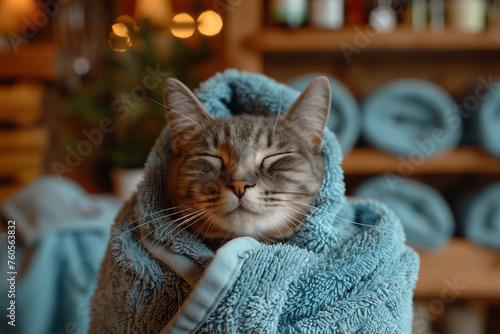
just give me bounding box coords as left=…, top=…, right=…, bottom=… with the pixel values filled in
left=475, top=80, right=500, bottom=156
left=288, top=73, right=361, bottom=153
left=90, top=70, right=419, bottom=333
left=0, top=176, right=119, bottom=334
left=355, top=174, right=455, bottom=250
left=460, top=183, right=500, bottom=251
left=362, top=79, right=461, bottom=157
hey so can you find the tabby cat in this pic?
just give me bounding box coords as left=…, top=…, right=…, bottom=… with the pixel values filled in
left=164, top=76, right=331, bottom=243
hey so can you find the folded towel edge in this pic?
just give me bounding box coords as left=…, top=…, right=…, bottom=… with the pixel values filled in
left=161, top=237, right=261, bottom=334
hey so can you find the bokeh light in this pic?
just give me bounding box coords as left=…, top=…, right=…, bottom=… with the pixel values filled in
left=108, top=32, right=132, bottom=52
left=108, top=15, right=138, bottom=52
left=197, top=10, right=223, bottom=36
left=170, top=13, right=195, bottom=38
left=112, top=23, right=129, bottom=37
left=115, top=15, right=139, bottom=34
left=73, top=57, right=90, bottom=75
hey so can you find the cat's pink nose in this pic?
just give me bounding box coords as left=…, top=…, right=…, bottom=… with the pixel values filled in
left=228, top=180, right=254, bottom=199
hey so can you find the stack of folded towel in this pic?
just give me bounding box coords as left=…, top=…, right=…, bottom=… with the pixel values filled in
left=355, top=174, right=455, bottom=250
left=361, top=79, right=462, bottom=158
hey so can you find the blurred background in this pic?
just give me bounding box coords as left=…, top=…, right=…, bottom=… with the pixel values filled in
left=1, top=0, right=500, bottom=333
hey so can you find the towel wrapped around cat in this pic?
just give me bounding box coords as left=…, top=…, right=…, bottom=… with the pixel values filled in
left=90, top=70, right=419, bottom=333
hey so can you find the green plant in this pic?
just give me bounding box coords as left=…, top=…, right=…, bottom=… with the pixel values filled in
left=63, top=19, right=211, bottom=168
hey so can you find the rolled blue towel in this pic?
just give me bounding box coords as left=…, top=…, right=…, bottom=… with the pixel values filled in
left=355, top=174, right=455, bottom=250
left=90, top=70, right=419, bottom=333
left=288, top=73, right=361, bottom=153
left=0, top=176, right=120, bottom=334
left=460, top=183, right=500, bottom=250
left=362, top=79, right=461, bottom=157
left=476, top=80, right=500, bottom=156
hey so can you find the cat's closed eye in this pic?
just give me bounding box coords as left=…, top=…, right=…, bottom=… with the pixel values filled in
left=261, top=152, right=299, bottom=170
left=196, top=155, right=224, bottom=168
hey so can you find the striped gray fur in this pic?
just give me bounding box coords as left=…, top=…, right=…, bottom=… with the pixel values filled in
left=163, top=77, right=331, bottom=243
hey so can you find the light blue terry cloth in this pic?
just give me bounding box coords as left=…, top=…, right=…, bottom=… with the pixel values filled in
left=90, top=69, right=419, bottom=333
left=355, top=174, right=455, bottom=250
left=476, top=80, right=500, bottom=156
left=460, top=183, right=500, bottom=251
left=362, top=79, right=462, bottom=157
left=0, top=176, right=120, bottom=334
left=288, top=73, right=361, bottom=154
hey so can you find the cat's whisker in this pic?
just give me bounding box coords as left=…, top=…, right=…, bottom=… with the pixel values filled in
left=146, top=98, right=205, bottom=130
left=200, top=215, right=216, bottom=246
left=272, top=85, right=283, bottom=134
left=284, top=198, right=393, bottom=232
left=158, top=209, right=208, bottom=245
left=98, top=209, right=203, bottom=282
left=166, top=69, right=178, bottom=80
left=219, top=227, right=233, bottom=247
left=165, top=125, right=198, bottom=136
left=59, top=206, right=187, bottom=272
left=273, top=206, right=328, bottom=247
left=285, top=205, right=342, bottom=249
left=270, top=208, right=299, bottom=244
left=274, top=215, right=287, bottom=244
left=271, top=191, right=376, bottom=228
left=129, top=209, right=209, bottom=288
left=279, top=204, right=337, bottom=248
left=285, top=114, right=310, bottom=128
left=182, top=210, right=214, bottom=246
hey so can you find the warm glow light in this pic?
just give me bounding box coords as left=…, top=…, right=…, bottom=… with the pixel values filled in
left=115, top=15, right=139, bottom=34
left=0, top=0, right=37, bottom=34
left=108, top=15, right=138, bottom=52
left=134, top=0, right=173, bottom=27
left=108, top=32, right=132, bottom=52
left=197, top=10, right=223, bottom=36
left=170, top=13, right=195, bottom=38
left=112, top=23, right=129, bottom=37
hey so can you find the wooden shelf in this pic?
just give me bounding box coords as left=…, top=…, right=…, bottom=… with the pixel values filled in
left=0, top=127, right=49, bottom=149
left=342, top=147, right=500, bottom=175
left=415, top=238, right=500, bottom=299
left=245, top=27, right=500, bottom=53
left=0, top=43, right=57, bottom=80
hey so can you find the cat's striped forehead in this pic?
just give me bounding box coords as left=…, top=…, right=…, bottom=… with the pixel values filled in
left=197, top=114, right=300, bottom=159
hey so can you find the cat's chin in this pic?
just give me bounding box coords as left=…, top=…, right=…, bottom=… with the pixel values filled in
left=203, top=209, right=297, bottom=242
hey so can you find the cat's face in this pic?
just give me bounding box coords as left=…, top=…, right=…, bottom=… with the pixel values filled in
left=163, top=77, right=331, bottom=243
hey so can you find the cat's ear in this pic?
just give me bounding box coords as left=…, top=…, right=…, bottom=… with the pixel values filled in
left=284, top=76, right=331, bottom=153
left=163, top=78, right=213, bottom=151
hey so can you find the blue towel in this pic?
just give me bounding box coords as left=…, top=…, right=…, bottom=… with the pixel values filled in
left=362, top=79, right=461, bottom=158
left=476, top=80, right=500, bottom=156
left=355, top=174, right=455, bottom=250
left=0, top=176, right=119, bottom=334
left=460, top=183, right=500, bottom=250
left=90, top=70, right=419, bottom=333
left=288, top=73, right=361, bottom=154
